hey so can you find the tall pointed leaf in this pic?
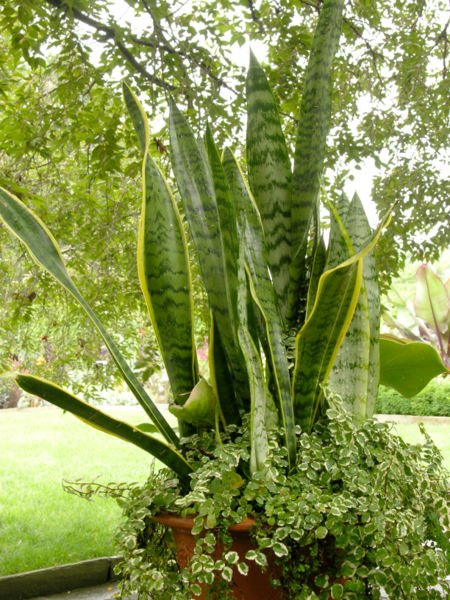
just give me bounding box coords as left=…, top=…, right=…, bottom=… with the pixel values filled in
left=16, top=374, right=192, bottom=479
left=293, top=213, right=388, bottom=432
left=222, top=150, right=296, bottom=467
left=327, top=195, right=380, bottom=420
left=288, top=0, right=345, bottom=323
left=168, top=100, right=249, bottom=412
left=246, top=51, right=292, bottom=322
left=236, top=254, right=269, bottom=476
left=346, top=194, right=380, bottom=417
left=209, top=313, right=240, bottom=425
left=204, top=126, right=239, bottom=326
left=0, top=186, right=178, bottom=447
left=124, top=85, right=198, bottom=409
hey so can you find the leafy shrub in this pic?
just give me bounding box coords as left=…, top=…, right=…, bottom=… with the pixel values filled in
left=376, top=380, right=450, bottom=417
left=111, top=400, right=450, bottom=599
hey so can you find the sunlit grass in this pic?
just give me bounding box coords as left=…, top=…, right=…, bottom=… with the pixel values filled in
left=0, top=406, right=156, bottom=576
left=0, top=407, right=449, bottom=576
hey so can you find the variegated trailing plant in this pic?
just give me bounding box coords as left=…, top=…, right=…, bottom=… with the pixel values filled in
left=0, top=0, right=388, bottom=481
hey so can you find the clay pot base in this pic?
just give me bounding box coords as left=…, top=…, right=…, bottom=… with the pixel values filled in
left=153, top=513, right=284, bottom=600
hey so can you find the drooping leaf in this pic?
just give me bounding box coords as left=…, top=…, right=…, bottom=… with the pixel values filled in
left=288, top=0, right=346, bottom=324
left=246, top=51, right=292, bottom=322
left=379, top=335, right=449, bottom=397
left=124, top=85, right=198, bottom=410
left=16, top=374, right=192, bottom=479
left=0, top=186, right=178, bottom=447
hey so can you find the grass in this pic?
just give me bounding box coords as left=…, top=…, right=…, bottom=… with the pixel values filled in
left=0, top=405, right=156, bottom=576
left=0, top=407, right=449, bottom=576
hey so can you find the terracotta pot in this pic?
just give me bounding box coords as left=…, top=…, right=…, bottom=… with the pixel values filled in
left=153, top=513, right=284, bottom=600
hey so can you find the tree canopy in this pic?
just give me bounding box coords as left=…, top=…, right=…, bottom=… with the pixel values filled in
left=0, top=0, right=449, bottom=393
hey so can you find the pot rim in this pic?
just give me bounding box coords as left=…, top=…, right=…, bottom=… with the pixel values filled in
left=153, top=512, right=256, bottom=532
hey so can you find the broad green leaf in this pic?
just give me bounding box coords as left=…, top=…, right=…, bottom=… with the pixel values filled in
left=16, top=374, right=192, bottom=479
left=222, top=150, right=296, bottom=467
left=379, top=335, right=449, bottom=397
left=0, top=186, right=178, bottom=447
left=169, top=378, right=217, bottom=428
left=168, top=100, right=249, bottom=412
left=124, top=85, right=198, bottom=410
left=415, top=264, right=449, bottom=335
left=293, top=213, right=388, bottom=432
left=288, top=0, right=345, bottom=324
left=246, top=51, right=292, bottom=321
left=236, top=254, right=269, bottom=475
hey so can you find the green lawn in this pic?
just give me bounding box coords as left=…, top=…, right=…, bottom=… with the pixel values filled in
left=0, top=407, right=449, bottom=576
left=0, top=406, right=156, bottom=576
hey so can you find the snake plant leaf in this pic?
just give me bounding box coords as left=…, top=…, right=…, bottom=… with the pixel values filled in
left=415, top=264, right=449, bottom=335
left=16, top=374, right=192, bottom=479
left=169, top=377, right=216, bottom=429
left=347, top=194, right=381, bottom=417
left=379, top=335, right=449, bottom=397
left=288, top=0, right=345, bottom=324
left=246, top=51, right=292, bottom=322
left=0, top=186, right=178, bottom=448
left=204, top=126, right=239, bottom=325
left=124, top=85, right=198, bottom=410
left=209, top=313, right=240, bottom=425
left=327, top=194, right=380, bottom=421
left=306, top=236, right=327, bottom=319
left=168, top=100, right=249, bottom=412
left=293, top=213, right=388, bottom=432
left=236, top=255, right=269, bottom=476
left=222, top=150, right=296, bottom=468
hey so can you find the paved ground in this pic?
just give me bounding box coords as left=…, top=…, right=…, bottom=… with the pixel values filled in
left=33, top=583, right=120, bottom=600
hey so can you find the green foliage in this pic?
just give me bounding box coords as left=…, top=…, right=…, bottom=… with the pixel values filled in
left=113, top=401, right=450, bottom=598
left=0, top=0, right=448, bottom=286
left=379, top=262, right=450, bottom=397
left=1, top=0, right=380, bottom=483
left=376, top=380, right=450, bottom=417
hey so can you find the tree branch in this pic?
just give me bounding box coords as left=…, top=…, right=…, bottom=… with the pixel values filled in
left=44, top=0, right=177, bottom=91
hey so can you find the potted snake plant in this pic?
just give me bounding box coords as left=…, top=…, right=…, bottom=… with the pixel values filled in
left=0, top=0, right=448, bottom=597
